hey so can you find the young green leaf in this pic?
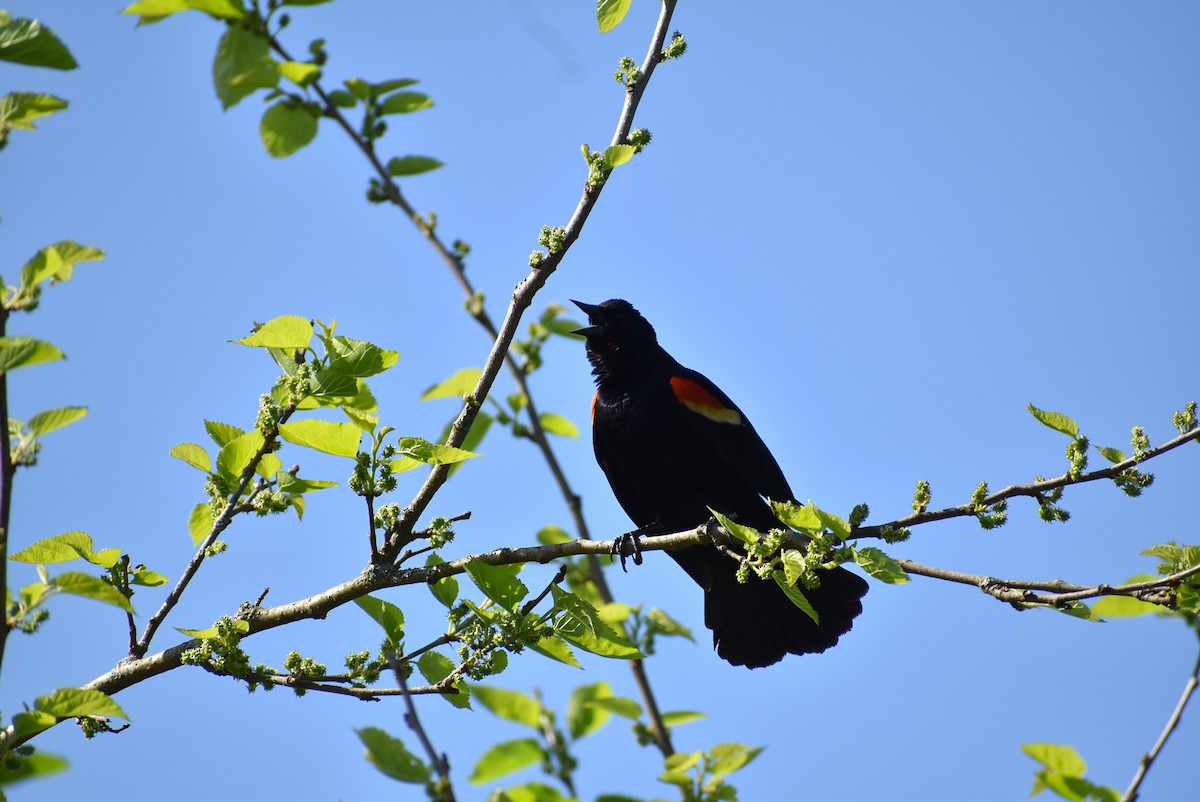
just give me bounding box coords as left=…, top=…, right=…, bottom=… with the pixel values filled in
left=471, top=684, right=541, bottom=727
left=19, top=241, right=102, bottom=288
left=538, top=412, right=578, bottom=438
left=260, top=101, right=319, bottom=157
left=709, top=509, right=759, bottom=545
left=601, top=144, right=635, bottom=170
left=708, top=743, right=765, bottom=778
left=0, top=17, right=78, bottom=69
left=204, top=419, right=244, bottom=447
left=277, top=60, right=319, bottom=86
left=0, top=337, right=63, bottom=372
left=27, top=406, right=86, bottom=437
left=1, top=92, right=69, bottom=135
left=420, top=367, right=481, bottom=400
left=233, top=315, right=313, bottom=349
left=216, top=430, right=265, bottom=478
left=386, top=155, right=444, bottom=177
left=1091, top=578, right=1161, bottom=618
left=170, top=442, right=211, bottom=473
left=0, top=751, right=69, bottom=784
left=326, top=336, right=399, bottom=378
left=463, top=559, right=528, bottom=610
left=536, top=525, right=573, bottom=545
left=773, top=500, right=823, bottom=533
left=275, top=473, right=337, bottom=494
left=1027, top=403, right=1080, bottom=437
left=568, top=681, right=614, bottom=739
left=469, top=738, right=544, bottom=784
left=52, top=572, right=133, bottom=612
left=34, top=688, right=128, bottom=721
left=646, top=607, right=695, bottom=642
left=354, top=595, right=405, bottom=647
left=357, top=727, right=430, bottom=784
left=417, top=651, right=470, bottom=709
left=425, top=554, right=459, bottom=608
left=528, top=634, right=580, bottom=668
left=551, top=586, right=642, bottom=659
left=1095, top=445, right=1126, bottom=464
left=395, top=436, right=479, bottom=465
left=380, top=91, right=433, bottom=115
left=279, top=419, right=361, bottom=457
left=188, top=502, right=212, bottom=546
left=772, top=573, right=819, bottom=625
left=177, top=620, right=249, bottom=639
left=661, top=710, right=706, bottom=727
left=10, top=531, right=96, bottom=564
left=597, top=0, right=632, bottom=33
left=212, top=23, right=278, bottom=110
left=852, top=546, right=910, bottom=584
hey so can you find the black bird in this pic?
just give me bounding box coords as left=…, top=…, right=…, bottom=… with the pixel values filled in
left=573, top=298, right=868, bottom=668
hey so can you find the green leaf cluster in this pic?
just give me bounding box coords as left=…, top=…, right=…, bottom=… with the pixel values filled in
left=660, top=742, right=765, bottom=802
left=1022, top=743, right=1119, bottom=802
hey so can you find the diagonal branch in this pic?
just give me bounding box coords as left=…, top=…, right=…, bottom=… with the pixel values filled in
left=1122, top=646, right=1200, bottom=802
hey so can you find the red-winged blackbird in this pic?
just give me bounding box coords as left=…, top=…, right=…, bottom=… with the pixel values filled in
left=573, top=298, right=868, bottom=668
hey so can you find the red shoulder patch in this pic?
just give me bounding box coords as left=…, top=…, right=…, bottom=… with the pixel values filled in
left=591, top=391, right=598, bottom=422
left=669, top=376, right=742, bottom=425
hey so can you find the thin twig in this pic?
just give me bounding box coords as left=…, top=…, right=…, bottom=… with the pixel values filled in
left=853, top=426, right=1200, bottom=540
left=1122, top=646, right=1200, bottom=802
left=0, top=306, right=13, bottom=672
left=365, top=492, right=378, bottom=563
left=393, top=656, right=456, bottom=802
left=132, top=404, right=297, bottom=658
left=121, top=555, right=137, bottom=654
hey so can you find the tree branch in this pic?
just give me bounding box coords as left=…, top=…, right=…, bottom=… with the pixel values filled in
left=852, top=426, right=1200, bottom=539
left=1122, top=646, right=1200, bottom=802
left=393, top=657, right=456, bottom=801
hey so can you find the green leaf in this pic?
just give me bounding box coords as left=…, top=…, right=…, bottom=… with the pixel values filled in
left=772, top=572, right=819, bottom=625
left=0, top=17, right=77, bottom=69
left=536, top=525, right=573, bottom=545
left=0, top=337, right=63, bottom=372
left=344, top=77, right=371, bottom=100
left=1095, top=445, right=1126, bottom=464
left=596, top=0, right=632, bottom=33
left=256, top=452, right=282, bottom=479
left=10, top=531, right=95, bottom=564
left=661, top=710, right=706, bottom=727
left=709, top=743, right=764, bottom=778
left=551, top=586, right=642, bottom=659
left=0, top=92, right=69, bottom=135
left=35, top=687, right=128, bottom=720
left=1028, top=403, right=1079, bottom=437
left=417, top=651, right=470, bottom=709
left=1092, top=579, right=1161, bottom=618
left=469, top=738, right=544, bottom=784
left=773, top=500, right=824, bottom=533
left=279, top=419, right=362, bottom=457
left=568, top=681, right=613, bottom=739
left=233, top=315, right=313, bottom=348
left=170, top=442, right=211, bottom=473
left=130, top=567, right=169, bottom=587
left=326, top=336, right=399, bottom=378
left=811, top=503, right=851, bottom=540
left=395, top=436, right=479, bottom=465
left=380, top=91, right=433, bottom=115
left=538, top=412, right=578, bottom=438
left=27, top=406, right=86, bottom=437
left=0, top=751, right=69, bottom=785
left=530, top=634, right=581, bottom=668
left=463, top=559, right=528, bottom=611
left=852, top=547, right=909, bottom=584
left=212, top=23, right=278, bottom=110
left=260, top=101, right=319, bottom=157
left=177, top=620, right=249, bottom=639
left=1022, top=743, right=1087, bottom=776
left=420, top=367, right=481, bottom=401
left=646, top=607, right=695, bottom=642
left=601, top=144, right=635, bottom=170
left=709, top=508, right=759, bottom=545
left=188, top=502, right=213, bottom=546
left=277, top=60, right=319, bottom=86
left=123, top=0, right=245, bottom=23
left=589, top=696, right=642, bottom=720
left=354, top=595, right=404, bottom=648
left=204, top=419, right=244, bottom=447
left=371, top=78, right=419, bottom=95
left=1049, top=601, right=1103, bottom=622
left=276, top=472, right=338, bottom=494
left=357, top=727, right=430, bottom=784
left=20, top=241, right=103, bottom=288
left=471, top=684, right=541, bottom=727
left=425, top=553, right=459, bottom=608
left=327, top=89, right=357, bottom=108
left=53, top=572, right=133, bottom=612
left=386, top=155, right=444, bottom=177
left=216, top=429, right=265, bottom=478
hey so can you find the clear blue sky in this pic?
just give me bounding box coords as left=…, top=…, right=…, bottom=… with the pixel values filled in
left=2, top=2, right=1198, bottom=800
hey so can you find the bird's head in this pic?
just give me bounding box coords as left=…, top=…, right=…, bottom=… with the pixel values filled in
left=571, top=298, right=663, bottom=384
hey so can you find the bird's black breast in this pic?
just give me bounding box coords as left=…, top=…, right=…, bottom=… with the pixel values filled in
left=591, top=370, right=780, bottom=534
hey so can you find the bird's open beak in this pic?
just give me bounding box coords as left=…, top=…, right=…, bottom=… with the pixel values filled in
left=570, top=299, right=605, bottom=337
